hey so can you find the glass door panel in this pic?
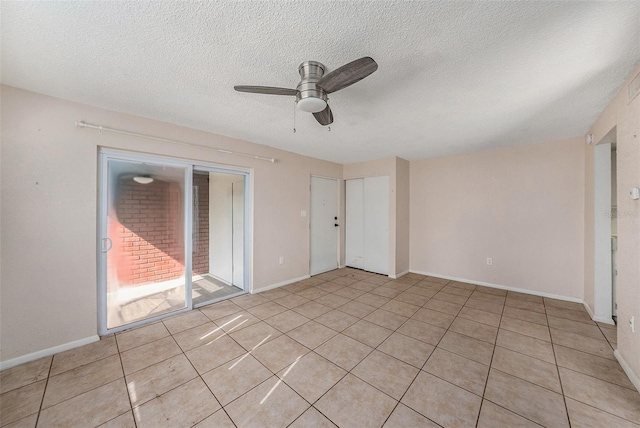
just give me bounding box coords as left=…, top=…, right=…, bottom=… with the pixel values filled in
left=104, top=158, right=188, bottom=330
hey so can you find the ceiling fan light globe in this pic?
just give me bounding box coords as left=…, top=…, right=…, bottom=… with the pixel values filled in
left=297, top=97, right=327, bottom=113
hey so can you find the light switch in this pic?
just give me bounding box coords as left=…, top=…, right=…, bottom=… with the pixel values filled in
left=301, top=210, right=307, bottom=217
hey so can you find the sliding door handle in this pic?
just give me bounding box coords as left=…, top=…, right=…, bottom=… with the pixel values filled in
left=102, top=237, right=113, bottom=253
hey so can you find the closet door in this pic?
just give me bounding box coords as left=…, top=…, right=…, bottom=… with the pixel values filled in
left=345, top=179, right=365, bottom=269
left=364, top=176, right=389, bottom=275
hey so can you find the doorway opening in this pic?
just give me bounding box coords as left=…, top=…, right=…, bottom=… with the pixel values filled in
left=611, top=143, right=618, bottom=322
left=98, top=149, right=250, bottom=334
left=592, top=127, right=616, bottom=325
left=192, top=170, right=246, bottom=306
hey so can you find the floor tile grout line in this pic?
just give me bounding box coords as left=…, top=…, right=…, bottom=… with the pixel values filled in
left=480, top=398, right=548, bottom=428
left=493, top=332, right=628, bottom=393
left=161, top=314, right=251, bottom=424
left=221, top=284, right=370, bottom=425
left=549, top=335, right=631, bottom=381
left=595, top=320, right=618, bottom=351
left=318, top=276, right=437, bottom=426
left=546, top=299, right=574, bottom=428
left=282, top=404, right=314, bottom=428
left=210, top=278, right=604, bottom=424
left=558, top=365, right=639, bottom=392
left=32, top=349, right=133, bottom=426
left=496, top=293, right=585, bottom=426
left=36, top=276, right=409, bottom=428
left=557, top=392, right=640, bottom=426
left=182, top=317, right=283, bottom=426
left=492, top=341, right=555, bottom=366
left=452, top=287, right=583, bottom=426
left=31, top=353, right=55, bottom=428
left=43, top=346, right=121, bottom=379
left=474, top=291, right=505, bottom=428
left=115, top=333, right=138, bottom=428
left=379, top=278, right=464, bottom=428
left=291, top=276, right=442, bottom=425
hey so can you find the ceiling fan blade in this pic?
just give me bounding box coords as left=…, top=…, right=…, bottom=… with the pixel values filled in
left=313, top=105, right=333, bottom=126
left=234, top=86, right=298, bottom=96
left=316, top=57, right=378, bottom=93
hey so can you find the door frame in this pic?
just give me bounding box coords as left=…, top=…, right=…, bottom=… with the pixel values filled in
left=98, top=148, right=252, bottom=334
left=193, top=165, right=252, bottom=308
left=309, top=175, right=340, bottom=276
left=592, top=134, right=615, bottom=324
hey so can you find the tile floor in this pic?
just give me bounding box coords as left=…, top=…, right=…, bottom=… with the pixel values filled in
left=2, top=268, right=639, bottom=427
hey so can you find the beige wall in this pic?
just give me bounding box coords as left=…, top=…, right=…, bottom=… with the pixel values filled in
left=410, top=138, right=585, bottom=298
left=395, top=157, right=410, bottom=274
left=586, top=63, right=640, bottom=383
left=0, top=85, right=342, bottom=362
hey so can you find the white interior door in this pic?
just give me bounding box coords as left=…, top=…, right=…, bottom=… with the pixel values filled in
left=310, top=176, right=338, bottom=275
left=346, top=178, right=365, bottom=269
left=364, top=176, right=389, bottom=275
left=594, top=143, right=613, bottom=323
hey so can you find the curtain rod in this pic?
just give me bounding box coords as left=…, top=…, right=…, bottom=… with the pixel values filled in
left=75, top=121, right=276, bottom=163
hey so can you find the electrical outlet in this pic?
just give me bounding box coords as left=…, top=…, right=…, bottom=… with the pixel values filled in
left=486, top=257, right=493, bottom=266
left=630, top=316, right=635, bottom=333
left=279, top=256, right=284, bottom=265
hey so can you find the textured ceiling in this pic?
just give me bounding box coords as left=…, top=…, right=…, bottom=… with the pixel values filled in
left=2, top=1, right=639, bottom=163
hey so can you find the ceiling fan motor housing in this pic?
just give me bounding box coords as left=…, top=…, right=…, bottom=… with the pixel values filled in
left=296, top=61, right=328, bottom=112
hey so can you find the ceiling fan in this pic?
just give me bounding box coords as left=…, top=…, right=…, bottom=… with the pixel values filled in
left=234, top=57, right=378, bottom=126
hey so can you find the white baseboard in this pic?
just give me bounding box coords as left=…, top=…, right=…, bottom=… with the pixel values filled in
left=390, top=270, right=410, bottom=279
left=252, top=275, right=310, bottom=294
left=409, top=270, right=584, bottom=303
left=614, top=350, right=640, bottom=393
left=582, top=301, right=615, bottom=324
left=0, top=335, right=100, bottom=371
left=583, top=301, right=595, bottom=318
left=593, top=315, right=615, bottom=325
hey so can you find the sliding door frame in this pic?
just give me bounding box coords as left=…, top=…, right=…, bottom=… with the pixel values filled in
left=98, top=148, right=252, bottom=334
left=192, top=165, right=252, bottom=309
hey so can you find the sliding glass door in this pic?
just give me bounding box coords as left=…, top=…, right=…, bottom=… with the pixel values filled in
left=101, top=156, right=190, bottom=332
left=99, top=150, right=250, bottom=334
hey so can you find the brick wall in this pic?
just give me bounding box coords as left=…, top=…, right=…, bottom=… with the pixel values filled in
left=114, top=178, right=185, bottom=286
left=192, top=173, right=209, bottom=275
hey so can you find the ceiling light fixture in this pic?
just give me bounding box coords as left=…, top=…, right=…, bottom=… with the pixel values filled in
left=295, top=61, right=328, bottom=114
left=297, top=97, right=327, bottom=113
left=133, top=176, right=154, bottom=184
